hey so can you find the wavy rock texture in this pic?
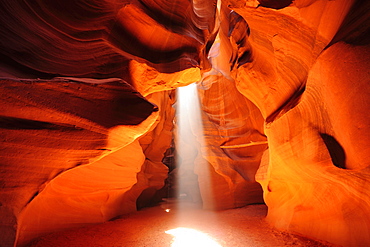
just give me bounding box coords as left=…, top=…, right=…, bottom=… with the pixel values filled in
left=0, top=0, right=369, bottom=246
left=0, top=0, right=202, bottom=78
left=257, top=41, right=370, bottom=247
left=15, top=89, right=175, bottom=246
left=195, top=76, right=267, bottom=210
left=0, top=78, right=160, bottom=246
left=231, top=1, right=370, bottom=246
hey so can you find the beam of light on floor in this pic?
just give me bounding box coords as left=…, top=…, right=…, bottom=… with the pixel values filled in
left=169, top=83, right=222, bottom=244
left=165, top=227, right=222, bottom=247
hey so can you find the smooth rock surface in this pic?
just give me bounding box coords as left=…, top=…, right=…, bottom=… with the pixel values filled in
left=0, top=0, right=369, bottom=246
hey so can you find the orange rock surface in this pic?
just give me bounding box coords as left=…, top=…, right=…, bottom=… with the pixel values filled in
left=0, top=0, right=369, bottom=246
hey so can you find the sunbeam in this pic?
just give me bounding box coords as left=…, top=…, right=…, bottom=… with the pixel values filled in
left=175, top=83, right=204, bottom=205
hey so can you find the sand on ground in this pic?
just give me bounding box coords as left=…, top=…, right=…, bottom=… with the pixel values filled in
left=28, top=201, right=338, bottom=247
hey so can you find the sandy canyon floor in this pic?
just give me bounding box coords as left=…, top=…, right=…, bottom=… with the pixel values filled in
left=28, top=201, right=338, bottom=247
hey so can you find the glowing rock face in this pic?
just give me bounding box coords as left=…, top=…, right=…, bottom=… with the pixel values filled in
left=0, top=79, right=161, bottom=246
left=257, top=42, right=370, bottom=247
left=231, top=2, right=370, bottom=246
left=0, top=0, right=369, bottom=246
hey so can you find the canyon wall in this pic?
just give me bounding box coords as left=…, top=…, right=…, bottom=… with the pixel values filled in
left=0, top=0, right=369, bottom=246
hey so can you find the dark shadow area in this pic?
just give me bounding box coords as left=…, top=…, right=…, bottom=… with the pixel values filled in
left=258, top=0, right=293, bottom=9
left=320, top=133, right=346, bottom=169
left=266, top=84, right=306, bottom=124
left=328, top=0, right=370, bottom=46
left=0, top=116, right=83, bottom=130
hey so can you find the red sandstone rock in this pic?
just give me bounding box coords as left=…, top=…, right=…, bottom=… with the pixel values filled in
left=0, top=0, right=369, bottom=246
left=0, top=79, right=158, bottom=246
left=195, top=76, right=266, bottom=209
left=232, top=1, right=370, bottom=246
left=256, top=42, right=370, bottom=247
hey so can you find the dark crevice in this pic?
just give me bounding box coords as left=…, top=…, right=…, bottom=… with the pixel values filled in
left=0, top=53, right=59, bottom=79
left=266, top=84, right=306, bottom=124
left=0, top=116, right=84, bottom=130
left=26, top=191, right=39, bottom=205
left=327, top=0, right=370, bottom=47
left=320, top=133, right=346, bottom=169
left=237, top=49, right=253, bottom=67
left=257, top=0, right=293, bottom=10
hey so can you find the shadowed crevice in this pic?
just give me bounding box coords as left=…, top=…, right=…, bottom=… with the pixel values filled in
left=257, top=0, right=293, bottom=9
left=320, top=133, right=346, bottom=169
left=266, top=84, right=306, bottom=124
left=0, top=116, right=84, bottom=130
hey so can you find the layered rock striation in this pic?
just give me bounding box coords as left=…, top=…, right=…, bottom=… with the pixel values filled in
left=0, top=0, right=369, bottom=246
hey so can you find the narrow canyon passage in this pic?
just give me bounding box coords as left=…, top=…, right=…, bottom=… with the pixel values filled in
left=1, top=0, right=369, bottom=246
left=28, top=201, right=335, bottom=247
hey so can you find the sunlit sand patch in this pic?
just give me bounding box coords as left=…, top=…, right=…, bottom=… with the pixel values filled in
left=165, top=227, right=222, bottom=247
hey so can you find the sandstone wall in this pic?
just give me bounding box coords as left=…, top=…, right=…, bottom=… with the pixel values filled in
left=0, top=0, right=369, bottom=246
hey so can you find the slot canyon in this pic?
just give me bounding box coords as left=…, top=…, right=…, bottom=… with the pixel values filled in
left=0, top=0, right=369, bottom=246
